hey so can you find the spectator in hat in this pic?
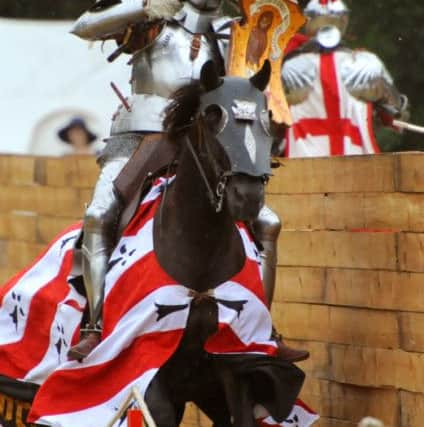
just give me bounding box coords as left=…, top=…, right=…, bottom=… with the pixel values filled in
left=58, top=117, right=97, bottom=155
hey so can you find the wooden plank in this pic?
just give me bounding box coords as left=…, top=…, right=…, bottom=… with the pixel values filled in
left=266, top=193, right=326, bottom=230
left=7, top=156, right=36, bottom=186
left=400, top=391, right=424, bottom=427
left=329, top=344, right=424, bottom=393
left=399, top=312, right=424, bottom=353
left=0, top=213, right=8, bottom=240
left=268, top=192, right=424, bottom=232
left=396, top=152, right=424, bottom=192
left=316, top=418, right=356, bottom=427
left=0, top=267, right=19, bottom=285
left=44, top=156, right=99, bottom=189
left=277, top=230, right=398, bottom=270
left=8, top=212, right=38, bottom=243
left=283, top=338, right=330, bottom=379
left=325, top=269, right=424, bottom=312
left=398, top=232, right=424, bottom=272
left=275, top=267, right=424, bottom=312
left=0, top=184, right=85, bottom=218
left=273, top=303, right=399, bottom=349
left=0, top=186, right=40, bottom=214
left=274, top=267, right=326, bottom=305
left=0, top=157, right=11, bottom=184
left=36, top=216, right=78, bottom=244
left=300, top=378, right=399, bottom=426
left=3, top=240, right=46, bottom=270
left=35, top=187, right=85, bottom=218
left=267, top=154, right=396, bottom=194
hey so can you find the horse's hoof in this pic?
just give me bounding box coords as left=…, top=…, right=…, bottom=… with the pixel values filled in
left=67, top=331, right=101, bottom=361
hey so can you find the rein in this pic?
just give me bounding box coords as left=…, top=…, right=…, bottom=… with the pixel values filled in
left=185, top=121, right=231, bottom=213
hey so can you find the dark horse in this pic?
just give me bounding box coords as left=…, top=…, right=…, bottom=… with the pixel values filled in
left=143, top=61, right=304, bottom=427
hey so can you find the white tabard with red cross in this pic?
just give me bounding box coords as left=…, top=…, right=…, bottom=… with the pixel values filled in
left=283, top=50, right=380, bottom=158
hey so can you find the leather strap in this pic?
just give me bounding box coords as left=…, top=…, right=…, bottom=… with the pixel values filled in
left=190, top=34, right=202, bottom=61
left=114, top=133, right=179, bottom=234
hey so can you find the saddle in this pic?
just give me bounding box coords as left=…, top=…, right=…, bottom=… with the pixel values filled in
left=70, top=134, right=178, bottom=280
left=114, top=133, right=179, bottom=235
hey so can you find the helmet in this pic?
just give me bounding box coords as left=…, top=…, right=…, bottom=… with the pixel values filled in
left=303, top=0, right=349, bottom=37
left=188, top=0, right=223, bottom=12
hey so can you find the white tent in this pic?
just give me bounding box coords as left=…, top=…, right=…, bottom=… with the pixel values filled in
left=0, top=18, right=131, bottom=155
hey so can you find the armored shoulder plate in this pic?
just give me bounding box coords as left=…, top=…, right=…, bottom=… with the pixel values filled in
left=340, top=50, right=399, bottom=104
left=174, top=1, right=221, bottom=33
left=282, top=53, right=317, bottom=105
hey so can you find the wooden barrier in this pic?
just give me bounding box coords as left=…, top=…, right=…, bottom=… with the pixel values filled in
left=0, top=152, right=423, bottom=427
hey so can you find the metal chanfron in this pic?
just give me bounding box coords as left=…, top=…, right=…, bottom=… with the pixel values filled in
left=201, top=76, right=273, bottom=177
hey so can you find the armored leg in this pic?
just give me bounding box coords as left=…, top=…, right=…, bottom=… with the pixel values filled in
left=252, top=205, right=281, bottom=307
left=253, top=206, right=309, bottom=363
left=68, top=157, right=128, bottom=360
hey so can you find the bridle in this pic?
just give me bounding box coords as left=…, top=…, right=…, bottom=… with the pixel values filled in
left=185, top=126, right=231, bottom=213
left=185, top=118, right=269, bottom=213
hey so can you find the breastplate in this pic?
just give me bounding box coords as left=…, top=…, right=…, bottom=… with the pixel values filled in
left=111, top=23, right=219, bottom=134
left=131, top=24, right=218, bottom=96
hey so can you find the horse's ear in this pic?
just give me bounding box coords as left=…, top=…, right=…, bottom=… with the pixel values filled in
left=250, top=60, right=271, bottom=92
left=200, top=60, right=222, bottom=91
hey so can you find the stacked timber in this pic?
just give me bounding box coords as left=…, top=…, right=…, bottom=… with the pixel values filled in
left=0, top=155, right=97, bottom=283
left=269, top=153, right=424, bottom=427
left=0, top=153, right=423, bottom=427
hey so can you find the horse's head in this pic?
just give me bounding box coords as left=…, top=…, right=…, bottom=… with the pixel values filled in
left=198, top=60, right=273, bottom=221
left=164, top=60, right=274, bottom=222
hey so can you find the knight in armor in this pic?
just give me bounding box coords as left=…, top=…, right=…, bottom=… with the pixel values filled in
left=281, top=0, right=409, bottom=158
left=67, top=0, right=309, bottom=363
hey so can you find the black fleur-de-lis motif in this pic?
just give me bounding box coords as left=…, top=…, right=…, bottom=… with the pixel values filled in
left=216, top=299, right=248, bottom=318
left=284, top=414, right=299, bottom=426
left=55, top=323, right=68, bottom=362
left=60, top=235, right=78, bottom=251
left=254, top=248, right=262, bottom=266
left=155, top=303, right=189, bottom=321
left=108, top=244, right=137, bottom=270
left=9, top=292, right=25, bottom=331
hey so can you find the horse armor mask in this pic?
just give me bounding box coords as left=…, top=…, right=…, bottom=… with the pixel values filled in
left=200, top=60, right=273, bottom=178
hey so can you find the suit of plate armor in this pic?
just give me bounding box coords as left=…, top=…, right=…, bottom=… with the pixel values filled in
left=281, top=0, right=408, bottom=157
left=68, top=0, right=292, bottom=360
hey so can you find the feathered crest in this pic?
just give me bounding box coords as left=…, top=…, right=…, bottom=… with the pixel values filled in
left=163, top=82, right=203, bottom=140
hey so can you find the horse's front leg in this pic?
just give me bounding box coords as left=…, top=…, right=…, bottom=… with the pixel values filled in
left=144, top=373, right=180, bottom=427
left=214, top=360, right=257, bottom=427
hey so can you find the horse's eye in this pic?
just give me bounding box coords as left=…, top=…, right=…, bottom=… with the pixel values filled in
left=203, top=104, right=228, bottom=135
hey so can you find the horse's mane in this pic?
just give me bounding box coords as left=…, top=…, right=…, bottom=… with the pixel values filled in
left=163, top=82, right=203, bottom=141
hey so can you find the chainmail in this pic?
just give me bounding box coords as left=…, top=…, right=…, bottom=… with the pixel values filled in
left=97, top=133, right=144, bottom=166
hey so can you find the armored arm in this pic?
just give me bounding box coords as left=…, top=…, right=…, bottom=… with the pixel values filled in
left=342, top=50, right=409, bottom=120
left=71, top=0, right=182, bottom=41
left=281, top=53, right=317, bottom=106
